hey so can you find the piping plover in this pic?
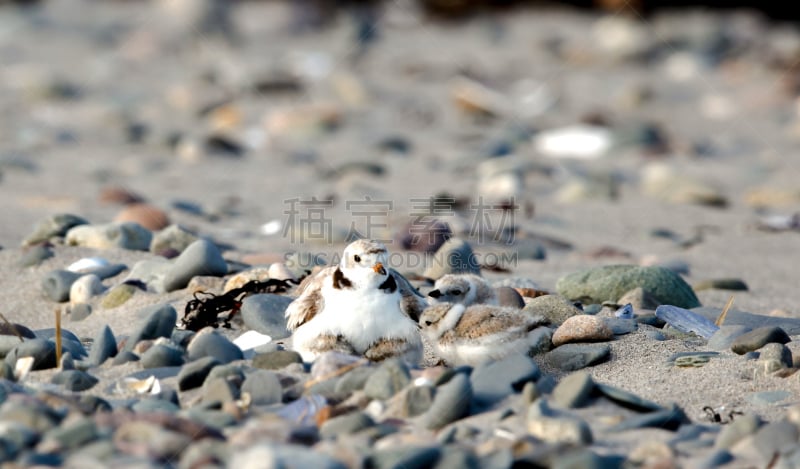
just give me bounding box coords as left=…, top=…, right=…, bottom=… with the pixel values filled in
left=285, top=240, right=423, bottom=364
left=419, top=303, right=549, bottom=366
left=427, top=274, right=498, bottom=306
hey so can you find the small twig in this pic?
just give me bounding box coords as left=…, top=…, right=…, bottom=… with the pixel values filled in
left=715, top=295, right=735, bottom=326
left=303, top=358, right=369, bottom=390
left=0, top=312, right=23, bottom=343
left=54, top=308, right=62, bottom=368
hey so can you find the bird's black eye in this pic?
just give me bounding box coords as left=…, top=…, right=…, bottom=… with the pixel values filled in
left=451, top=289, right=462, bottom=296
left=425, top=320, right=432, bottom=326
left=354, top=255, right=361, bottom=263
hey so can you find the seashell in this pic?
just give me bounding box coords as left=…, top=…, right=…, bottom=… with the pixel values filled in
left=655, top=305, right=719, bottom=339
left=276, top=395, right=328, bottom=426
left=450, top=76, right=510, bottom=117
left=615, top=303, right=634, bottom=319
left=67, top=257, right=110, bottom=273
left=117, top=375, right=160, bottom=395
left=233, top=330, right=272, bottom=351
left=534, top=124, right=612, bottom=160
left=15, top=356, right=35, bottom=381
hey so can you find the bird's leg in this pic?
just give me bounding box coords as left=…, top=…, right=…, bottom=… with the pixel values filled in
left=309, top=334, right=357, bottom=356
left=364, top=337, right=410, bottom=362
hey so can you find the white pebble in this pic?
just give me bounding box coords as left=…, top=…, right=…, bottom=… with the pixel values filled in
left=69, top=274, right=106, bottom=304
left=233, top=330, right=272, bottom=351
left=67, top=257, right=110, bottom=273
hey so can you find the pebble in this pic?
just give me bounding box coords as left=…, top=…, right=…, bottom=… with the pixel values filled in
left=552, top=371, right=595, bottom=408
left=124, top=304, right=177, bottom=351
left=186, top=328, right=243, bottom=364
left=655, top=305, right=719, bottom=339
left=752, top=421, right=799, bottom=461
left=87, top=325, right=117, bottom=366
left=67, top=302, right=92, bottom=322
left=707, top=325, right=750, bottom=351
left=423, top=238, right=480, bottom=280
left=41, top=270, right=83, bottom=302
left=614, top=303, right=634, bottom=319
left=424, top=373, right=472, bottom=430
left=140, top=343, right=185, bottom=369
left=252, top=350, right=303, bottom=370
left=603, top=317, right=637, bottom=335
left=398, top=219, right=452, bottom=253
left=69, top=274, right=106, bottom=304
left=100, top=283, right=138, bottom=309
left=693, top=278, right=749, bottom=292
left=65, top=222, right=153, bottom=251
left=241, top=370, right=283, bottom=406
left=495, top=287, right=525, bottom=308
left=114, top=203, right=170, bottom=231
left=758, top=343, right=793, bottom=370
left=202, top=377, right=240, bottom=405
left=715, top=414, right=761, bottom=449
left=98, top=186, right=145, bottom=205
left=240, top=294, right=293, bottom=339
left=618, top=287, right=663, bottom=310
left=162, top=239, right=228, bottom=292
left=127, top=256, right=171, bottom=288
left=4, top=339, right=57, bottom=371
left=470, top=354, right=540, bottom=408
left=367, top=446, right=441, bottom=469
left=556, top=265, right=701, bottom=309
left=527, top=399, right=593, bottom=445
left=364, top=358, right=411, bottom=400
left=608, top=404, right=690, bottom=431
left=522, top=295, right=582, bottom=325
left=19, top=244, right=54, bottom=267
left=551, top=315, right=614, bottom=347
left=320, top=411, right=375, bottom=439
left=22, top=213, right=88, bottom=246
left=51, top=370, right=98, bottom=391
left=177, top=356, right=220, bottom=391
left=544, top=344, right=611, bottom=371
left=223, top=267, right=271, bottom=294
left=746, top=390, right=792, bottom=406
left=67, top=257, right=110, bottom=273
left=731, top=326, right=790, bottom=355
left=149, top=224, right=198, bottom=256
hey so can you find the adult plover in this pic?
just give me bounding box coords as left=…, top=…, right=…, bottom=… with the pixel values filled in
left=427, top=273, right=498, bottom=306
left=418, top=303, right=548, bottom=366
left=285, top=239, right=423, bottom=364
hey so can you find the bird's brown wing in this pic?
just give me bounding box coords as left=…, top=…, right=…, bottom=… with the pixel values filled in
left=284, top=266, right=335, bottom=330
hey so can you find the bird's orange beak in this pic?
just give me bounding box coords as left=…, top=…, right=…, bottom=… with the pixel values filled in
left=373, top=263, right=386, bottom=275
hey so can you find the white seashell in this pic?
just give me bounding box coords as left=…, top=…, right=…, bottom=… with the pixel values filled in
left=534, top=125, right=612, bottom=160
left=233, top=330, right=272, bottom=351
left=14, top=356, right=34, bottom=381
left=117, top=375, right=159, bottom=394
left=615, top=303, right=634, bottom=319
left=67, top=257, right=110, bottom=273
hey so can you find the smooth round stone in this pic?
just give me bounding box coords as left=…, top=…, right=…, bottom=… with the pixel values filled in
left=435, top=446, right=479, bottom=469
left=240, top=294, right=293, bottom=339
left=552, top=315, right=614, bottom=347
left=715, top=414, right=761, bottom=449
left=205, top=363, right=245, bottom=386
left=113, top=420, right=191, bottom=461
left=423, top=238, right=480, bottom=280
left=126, top=257, right=171, bottom=290
left=752, top=421, right=800, bottom=460
left=320, top=411, right=375, bottom=439
left=470, top=354, right=540, bottom=407
left=527, top=407, right=593, bottom=445
left=252, top=350, right=302, bottom=370
left=707, top=325, right=750, bottom=351
left=522, top=295, right=583, bottom=326
left=603, top=317, right=637, bottom=335
left=162, top=239, right=228, bottom=292
left=594, top=382, right=662, bottom=412
left=85, top=263, right=128, bottom=280
left=65, top=222, right=153, bottom=251
left=202, top=377, right=240, bottom=405
left=51, top=370, right=98, bottom=391
left=132, top=399, right=180, bottom=414
left=367, top=446, right=441, bottom=469
left=556, top=265, right=701, bottom=309
left=178, top=356, right=220, bottom=391
left=618, top=287, right=662, bottom=310
left=746, top=391, right=792, bottom=406
left=731, top=327, right=791, bottom=355
left=544, top=344, right=611, bottom=372
left=41, top=270, right=83, bottom=302
left=67, top=303, right=92, bottom=322
left=19, top=244, right=54, bottom=267
left=241, top=370, right=283, bottom=406
left=335, top=367, right=377, bottom=395
left=387, top=384, right=435, bottom=418
left=398, top=219, right=452, bottom=253
left=186, top=329, right=243, bottom=364
left=39, top=417, right=99, bottom=453
left=364, top=358, right=411, bottom=400
left=87, top=325, right=117, bottom=367
left=112, top=351, right=139, bottom=365
left=114, top=203, right=170, bottom=231
left=608, top=404, right=689, bottom=432
left=644, top=330, right=667, bottom=341
left=69, top=274, right=106, bottom=304
left=0, top=323, right=36, bottom=340
left=140, top=344, right=185, bottom=369
left=4, top=339, right=57, bottom=370
left=693, top=278, right=749, bottom=292
left=100, top=283, right=138, bottom=309
left=495, top=287, right=525, bottom=308
left=424, top=373, right=472, bottom=430
left=552, top=371, right=595, bottom=408
left=149, top=224, right=198, bottom=256
left=22, top=213, right=88, bottom=246
left=759, top=343, right=792, bottom=369
left=124, top=304, right=177, bottom=351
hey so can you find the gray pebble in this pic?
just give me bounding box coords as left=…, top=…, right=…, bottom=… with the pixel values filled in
left=112, top=350, right=139, bottom=365
left=523, top=295, right=583, bottom=326
left=544, top=344, right=611, bottom=371
left=124, top=304, right=177, bottom=351
left=608, top=403, right=689, bottom=432
left=19, top=244, right=53, bottom=267
left=731, top=326, right=790, bottom=355
left=66, top=222, right=152, bottom=251
left=435, top=446, right=480, bottom=469
left=23, top=213, right=88, bottom=246
left=140, top=344, right=185, bottom=369
left=334, top=367, right=375, bottom=394
left=177, top=356, right=221, bottom=391
left=40, top=417, right=98, bottom=453
left=715, top=414, right=761, bottom=449
left=594, top=382, right=662, bottom=412
left=707, top=325, right=750, bottom=351
left=202, top=377, right=240, bottom=405
left=84, top=263, right=128, bottom=280
left=241, top=369, right=283, bottom=406
left=644, top=330, right=667, bottom=341
left=424, top=372, right=472, bottom=430
left=603, top=317, right=637, bottom=335
left=240, top=294, right=293, bottom=339
left=162, top=239, right=228, bottom=292
left=367, top=446, right=441, bottom=469
left=753, top=421, right=799, bottom=460
left=695, top=449, right=734, bottom=469
left=50, top=370, right=98, bottom=392
left=552, top=371, right=594, bottom=408
left=126, top=257, right=171, bottom=291
left=41, top=270, right=83, bottom=302
left=132, top=399, right=180, bottom=414
left=470, top=354, right=540, bottom=407
left=746, top=390, right=792, bottom=406
left=364, top=358, right=411, bottom=400
left=150, top=224, right=198, bottom=256
left=4, top=338, right=57, bottom=370
left=759, top=343, right=792, bottom=369
left=252, top=350, right=303, bottom=370
left=423, top=238, right=480, bottom=279
left=87, top=325, right=117, bottom=367
left=68, top=303, right=92, bottom=322
left=186, top=329, right=243, bottom=364
left=495, top=287, right=525, bottom=308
